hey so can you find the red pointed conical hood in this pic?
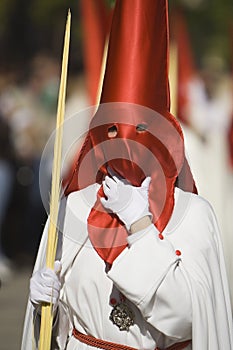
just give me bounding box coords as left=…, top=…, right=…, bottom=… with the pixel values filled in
left=64, top=0, right=196, bottom=265
left=100, top=0, right=170, bottom=112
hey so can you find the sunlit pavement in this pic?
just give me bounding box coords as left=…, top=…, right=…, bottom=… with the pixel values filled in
left=0, top=268, right=31, bottom=350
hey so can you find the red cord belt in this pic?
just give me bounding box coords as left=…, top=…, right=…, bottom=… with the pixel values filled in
left=72, top=328, right=191, bottom=350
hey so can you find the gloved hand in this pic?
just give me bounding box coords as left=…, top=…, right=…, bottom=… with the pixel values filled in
left=100, top=174, right=152, bottom=231
left=30, top=260, right=61, bottom=311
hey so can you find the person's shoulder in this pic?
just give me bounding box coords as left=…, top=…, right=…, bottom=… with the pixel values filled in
left=175, top=187, right=217, bottom=232
left=58, top=183, right=100, bottom=222
left=66, top=183, right=100, bottom=207
left=174, top=189, right=220, bottom=251
left=58, top=184, right=100, bottom=241
left=176, top=187, right=214, bottom=214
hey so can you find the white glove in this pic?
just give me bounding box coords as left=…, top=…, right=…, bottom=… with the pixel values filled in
left=30, top=260, right=61, bottom=310
left=100, top=174, right=152, bottom=231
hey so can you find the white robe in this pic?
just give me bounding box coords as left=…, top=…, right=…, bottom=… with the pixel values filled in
left=21, top=184, right=233, bottom=350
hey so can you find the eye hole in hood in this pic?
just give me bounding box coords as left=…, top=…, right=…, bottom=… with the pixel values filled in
left=108, top=125, right=118, bottom=138
left=136, top=123, right=148, bottom=132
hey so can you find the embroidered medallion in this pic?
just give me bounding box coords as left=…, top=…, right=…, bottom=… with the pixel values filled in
left=110, top=302, right=135, bottom=331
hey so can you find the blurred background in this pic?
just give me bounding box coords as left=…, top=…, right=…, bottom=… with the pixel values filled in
left=0, top=0, right=232, bottom=349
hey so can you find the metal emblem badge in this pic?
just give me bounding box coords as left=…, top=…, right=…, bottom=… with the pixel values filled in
left=110, top=302, right=135, bottom=331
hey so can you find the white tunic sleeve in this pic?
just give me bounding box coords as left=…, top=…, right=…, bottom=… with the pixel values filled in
left=107, top=224, right=192, bottom=343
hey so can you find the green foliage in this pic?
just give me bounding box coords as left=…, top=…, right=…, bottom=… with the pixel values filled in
left=29, top=0, right=73, bottom=25
left=169, top=0, right=233, bottom=69
left=0, top=0, right=16, bottom=33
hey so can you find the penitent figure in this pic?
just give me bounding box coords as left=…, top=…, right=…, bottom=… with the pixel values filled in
left=22, top=1, right=233, bottom=350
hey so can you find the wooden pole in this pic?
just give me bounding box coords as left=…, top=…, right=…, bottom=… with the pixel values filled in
left=38, top=10, right=71, bottom=350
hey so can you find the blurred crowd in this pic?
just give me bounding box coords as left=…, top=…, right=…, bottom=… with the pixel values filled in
left=0, top=54, right=88, bottom=282
left=180, top=55, right=233, bottom=303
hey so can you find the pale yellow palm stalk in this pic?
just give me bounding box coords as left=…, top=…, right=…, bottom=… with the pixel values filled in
left=38, top=10, right=71, bottom=350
